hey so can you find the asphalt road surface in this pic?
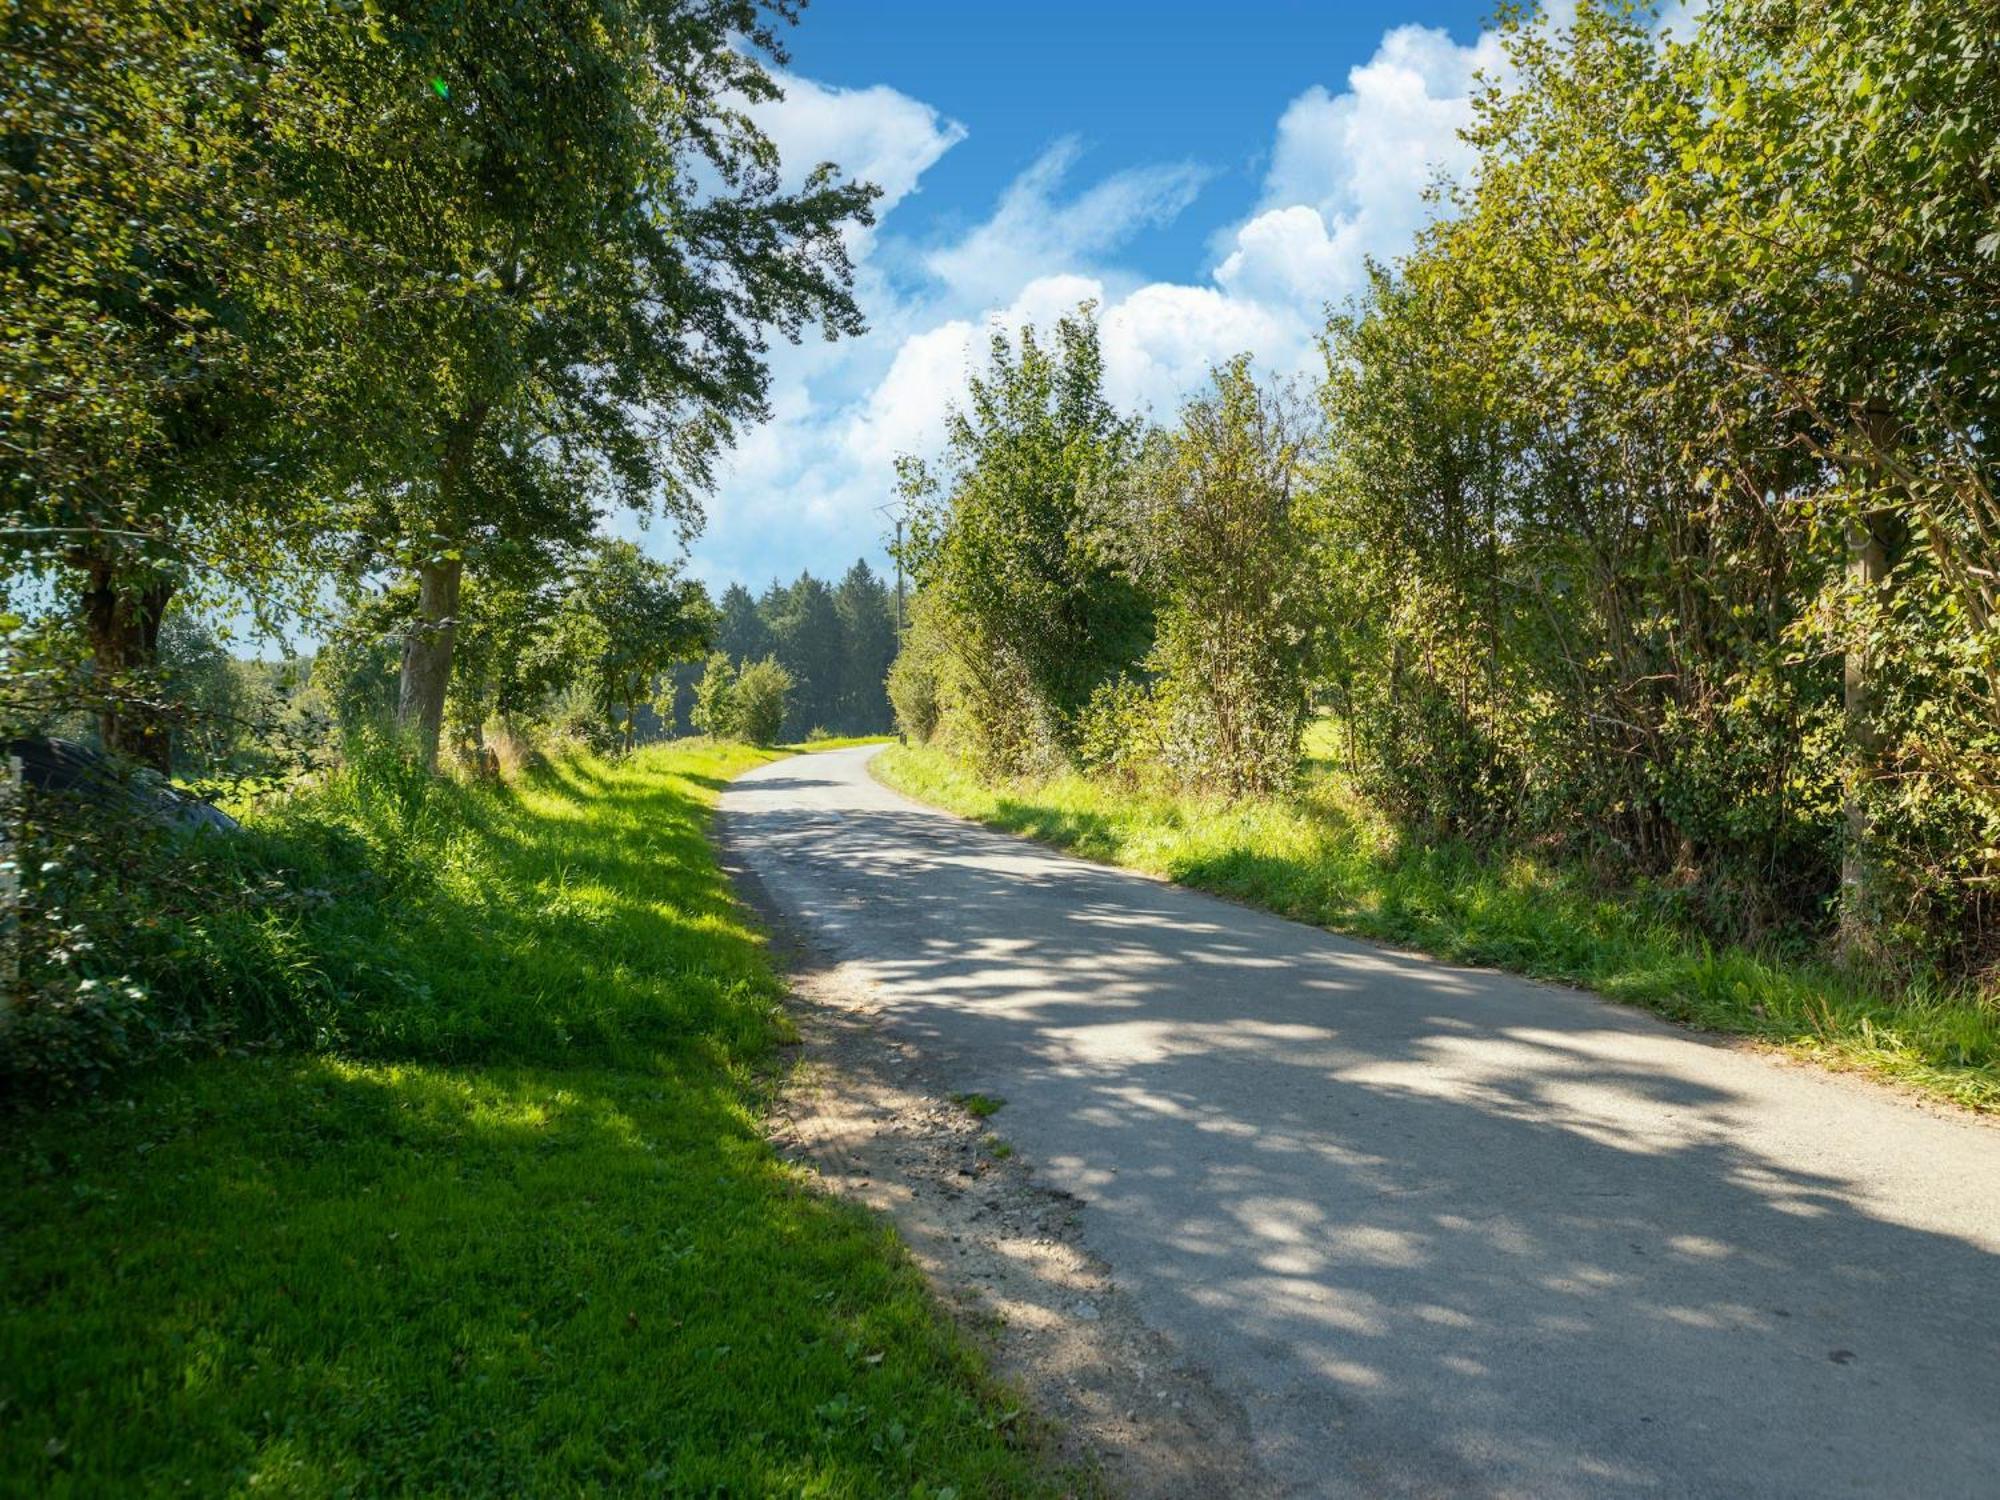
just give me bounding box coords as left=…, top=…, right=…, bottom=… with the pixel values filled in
left=720, top=746, right=2000, bottom=1499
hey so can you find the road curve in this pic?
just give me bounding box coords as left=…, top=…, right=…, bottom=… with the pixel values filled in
left=720, top=745, right=2000, bottom=1499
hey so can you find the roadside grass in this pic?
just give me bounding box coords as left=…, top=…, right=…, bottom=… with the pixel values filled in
left=876, top=743, right=2000, bottom=1113
left=783, top=734, right=897, bottom=753
left=1, top=743, right=1058, bottom=1496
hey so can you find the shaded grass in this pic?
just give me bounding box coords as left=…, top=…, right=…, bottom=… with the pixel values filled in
left=2, top=744, right=1057, bottom=1496
left=877, top=744, right=2000, bottom=1113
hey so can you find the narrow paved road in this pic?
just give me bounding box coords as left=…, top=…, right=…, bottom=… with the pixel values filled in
left=722, top=747, right=2000, bottom=1499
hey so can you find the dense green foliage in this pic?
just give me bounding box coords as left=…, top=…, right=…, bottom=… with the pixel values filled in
left=879, top=738, right=1999, bottom=1111
left=731, top=657, right=796, bottom=747
left=900, top=311, right=1152, bottom=773
left=687, top=652, right=794, bottom=747
left=898, top=319, right=1316, bottom=793
left=3, top=0, right=874, bottom=770
left=1316, top=0, right=1998, bottom=975
left=2, top=743, right=1057, bottom=1493
left=1134, top=358, right=1319, bottom=795
left=893, top=0, right=2000, bottom=995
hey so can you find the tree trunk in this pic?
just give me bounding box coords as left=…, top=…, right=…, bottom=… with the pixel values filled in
left=397, top=556, right=462, bottom=771
left=80, top=559, right=176, bottom=774
left=394, top=406, right=486, bottom=772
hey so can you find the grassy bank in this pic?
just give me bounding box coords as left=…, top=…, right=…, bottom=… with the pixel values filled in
left=2, top=744, right=1055, bottom=1496
left=876, top=743, right=2000, bottom=1113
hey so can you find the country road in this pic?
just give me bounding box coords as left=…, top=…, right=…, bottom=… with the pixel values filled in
left=720, top=746, right=2000, bottom=1499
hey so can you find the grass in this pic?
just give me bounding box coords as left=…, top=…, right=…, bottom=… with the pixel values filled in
left=783, top=734, right=897, bottom=753
left=1, top=742, right=1059, bottom=1497
left=954, top=1093, right=1005, bottom=1119
left=876, top=741, right=2000, bottom=1114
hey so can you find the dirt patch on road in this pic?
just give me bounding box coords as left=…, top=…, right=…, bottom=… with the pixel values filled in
left=763, top=959, right=1270, bottom=1499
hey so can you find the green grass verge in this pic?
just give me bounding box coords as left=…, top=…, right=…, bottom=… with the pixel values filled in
left=782, top=735, right=898, bottom=753
left=2, top=744, right=1057, bottom=1496
left=875, top=743, right=2000, bottom=1113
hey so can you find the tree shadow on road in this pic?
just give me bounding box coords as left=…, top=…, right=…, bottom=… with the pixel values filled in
left=723, top=790, right=2000, bottom=1500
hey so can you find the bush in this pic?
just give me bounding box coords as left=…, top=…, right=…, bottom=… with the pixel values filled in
left=886, top=601, right=946, bottom=742
left=0, top=744, right=445, bottom=1101
left=547, top=681, right=619, bottom=752
left=1075, top=675, right=1158, bottom=785
left=690, top=650, right=737, bottom=738
left=731, top=657, right=792, bottom=746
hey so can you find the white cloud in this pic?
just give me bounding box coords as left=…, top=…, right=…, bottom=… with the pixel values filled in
left=756, top=71, right=964, bottom=216
left=688, top=20, right=1508, bottom=590
left=844, top=317, right=981, bottom=471
left=1215, top=23, right=1502, bottom=312
left=1260, top=25, right=1500, bottom=222
left=922, top=139, right=1207, bottom=306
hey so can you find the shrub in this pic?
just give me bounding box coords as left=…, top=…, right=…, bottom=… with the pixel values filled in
left=731, top=657, right=792, bottom=746
left=887, top=597, right=949, bottom=742
left=1075, top=676, right=1158, bottom=785
left=690, top=650, right=737, bottom=738
left=547, top=681, right=619, bottom=752
left=0, top=744, right=446, bottom=1101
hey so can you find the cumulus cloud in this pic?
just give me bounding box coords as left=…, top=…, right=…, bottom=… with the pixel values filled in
left=1215, top=23, right=1503, bottom=311
left=689, top=20, right=1508, bottom=589
left=756, top=71, right=964, bottom=222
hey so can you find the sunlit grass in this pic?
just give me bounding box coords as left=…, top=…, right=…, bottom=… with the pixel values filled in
left=877, top=744, right=2000, bottom=1113
left=2, top=742, right=1058, bottom=1496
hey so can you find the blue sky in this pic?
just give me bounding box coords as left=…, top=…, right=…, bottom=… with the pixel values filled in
left=672, top=1, right=1518, bottom=593
left=785, top=1, right=1495, bottom=286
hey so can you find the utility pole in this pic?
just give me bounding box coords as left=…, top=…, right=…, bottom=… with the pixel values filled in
left=876, top=500, right=907, bottom=641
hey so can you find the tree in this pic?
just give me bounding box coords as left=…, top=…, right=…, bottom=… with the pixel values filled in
left=691, top=651, right=738, bottom=739
left=445, top=543, right=575, bottom=748
left=769, top=572, right=845, bottom=737
left=716, top=583, right=774, bottom=666
left=731, top=657, right=792, bottom=747
left=312, top=0, right=882, bottom=768
left=901, top=307, right=1150, bottom=771
left=1665, top=0, right=2000, bottom=956
left=1139, top=360, right=1318, bottom=796
left=1301, top=0, right=1997, bottom=973
left=833, top=560, right=897, bottom=733
left=551, top=542, right=713, bottom=751
left=2, top=1, right=354, bottom=769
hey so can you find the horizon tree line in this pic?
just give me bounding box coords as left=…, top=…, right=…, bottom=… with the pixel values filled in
left=662, top=559, right=899, bottom=741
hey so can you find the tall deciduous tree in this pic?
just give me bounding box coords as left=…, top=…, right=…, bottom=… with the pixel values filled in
left=902, top=308, right=1150, bottom=771
left=1140, top=359, right=1318, bottom=797
left=2, top=1, right=351, bottom=768
left=550, top=541, right=713, bottom=751
left=282, top=0, right=879, bottom=768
